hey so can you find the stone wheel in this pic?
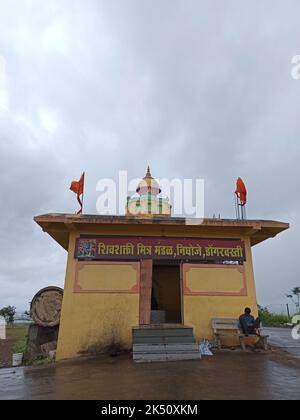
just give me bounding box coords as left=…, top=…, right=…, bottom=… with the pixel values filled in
left=31, top=287, right=63, bottom=327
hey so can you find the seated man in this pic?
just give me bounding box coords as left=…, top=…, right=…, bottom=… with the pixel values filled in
left=239, top=307, right=261, bottom=336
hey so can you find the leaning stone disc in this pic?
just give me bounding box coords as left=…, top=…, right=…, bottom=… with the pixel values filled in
left=31, top=287, right=63, bottom=327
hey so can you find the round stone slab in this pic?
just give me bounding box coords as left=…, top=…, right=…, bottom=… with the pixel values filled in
left=31, top=287, right=63, bottom=327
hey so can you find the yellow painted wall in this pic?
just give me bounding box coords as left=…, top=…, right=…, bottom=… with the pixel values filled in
left=76, top=263, right=138, bottom=292
left=56, top=233, right=140, bottom=361
left=183, top=237, right=259, bottom=346
left=185, top=266, right=245, bottom=294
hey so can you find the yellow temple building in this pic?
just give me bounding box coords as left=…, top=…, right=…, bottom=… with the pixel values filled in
left=34, top=169, right=289, bottom=361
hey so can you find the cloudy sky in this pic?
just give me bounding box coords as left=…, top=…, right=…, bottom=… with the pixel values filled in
left=0, top=0, right=299, bottom=312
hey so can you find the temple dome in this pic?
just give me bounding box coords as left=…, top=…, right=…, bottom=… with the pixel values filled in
left=136, top=166, right=161, bottom=196
left=126, top=167, right=171, bottom=217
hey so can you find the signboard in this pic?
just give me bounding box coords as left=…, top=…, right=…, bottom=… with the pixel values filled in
left=75, top=237, right=246, bottom=263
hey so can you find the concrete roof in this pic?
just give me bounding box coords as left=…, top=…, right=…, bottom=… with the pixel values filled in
left=34, top=213, right=290, bottom=251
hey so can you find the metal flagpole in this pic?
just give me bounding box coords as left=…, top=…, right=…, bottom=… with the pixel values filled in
left=235, top=193, right=241, bottom=220
left=81, top=172, right=85, bottom=214
left=235, top=193, right=238, bottom=219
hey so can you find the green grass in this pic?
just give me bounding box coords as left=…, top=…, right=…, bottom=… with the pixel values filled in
left=259, top=310, right=290, bottom=327
left=32, top=356, right=54, bottom=366
left=6, top=324, right=29, bottom=354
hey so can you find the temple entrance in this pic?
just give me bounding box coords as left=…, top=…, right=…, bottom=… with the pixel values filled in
left=151, top=262, right=182, bottom=324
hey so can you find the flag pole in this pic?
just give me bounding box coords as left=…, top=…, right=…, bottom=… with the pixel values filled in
left=81, top=172, right=85, bottom=215
left=234, top=193, right=238, bottom=219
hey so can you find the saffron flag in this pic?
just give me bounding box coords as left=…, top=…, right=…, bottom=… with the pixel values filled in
left=70, top=173, right=85, bottom=214
left=235, top=177, right=247, bottom=206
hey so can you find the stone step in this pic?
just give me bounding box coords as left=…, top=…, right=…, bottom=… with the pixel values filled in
left=133, top=327, right=194, bottom=338
left=133, top=336, right=196, bottom=344
left=133, top=328, right=196, bottom=345
left=132, top=327, right=200, bottom=362
left=133, top=343, right=199, bottom=354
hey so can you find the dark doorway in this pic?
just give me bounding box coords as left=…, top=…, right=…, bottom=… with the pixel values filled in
left=151, top=263, right=182, bottom=324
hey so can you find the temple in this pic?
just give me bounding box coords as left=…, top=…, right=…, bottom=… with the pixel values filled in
left=34, top=169, right=289, bottom=361
left=126, top=167, right=171, bottom=217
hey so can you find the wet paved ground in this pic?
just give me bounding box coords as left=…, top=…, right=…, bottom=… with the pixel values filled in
left=265, top=327, right=300, bottom=359
left=0, top=349, right=300, bottom=400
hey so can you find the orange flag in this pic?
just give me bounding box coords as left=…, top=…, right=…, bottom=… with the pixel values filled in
left=235, top=177, right=247, bottom=206
left=70, top=173, right=85, bottom=214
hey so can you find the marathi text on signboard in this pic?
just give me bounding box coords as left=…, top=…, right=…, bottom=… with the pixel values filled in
left=75, top=237, right=246, bottom=263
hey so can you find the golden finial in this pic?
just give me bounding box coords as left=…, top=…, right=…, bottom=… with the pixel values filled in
left=145, top=166, right=152, bottom=178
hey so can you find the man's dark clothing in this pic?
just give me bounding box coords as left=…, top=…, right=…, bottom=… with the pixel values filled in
left=239, top=314, right=261, bottom=335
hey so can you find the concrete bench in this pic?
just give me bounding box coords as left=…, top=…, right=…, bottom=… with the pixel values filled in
left=212, top=318, right=269, bottom=351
